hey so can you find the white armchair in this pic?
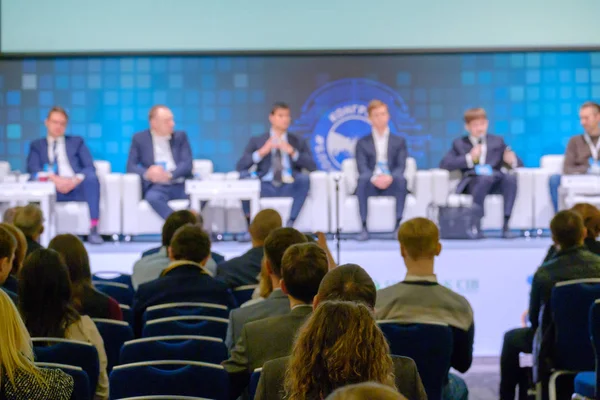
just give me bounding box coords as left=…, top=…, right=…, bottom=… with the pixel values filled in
left=328, top=158, right=432, bottom=233
left=122, top=160, right=213, bottom=237
left=0, top=161, right=9, bottom=178
left=431, top=168, right=534, bottom=230
left=532, top=155, right=564, bottom=229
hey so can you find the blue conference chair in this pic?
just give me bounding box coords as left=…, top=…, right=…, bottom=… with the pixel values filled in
left=143, top=302, right=229, bottom=324
left=142, top=316, right=229, bottom=340
left=92, top=272, right=134, bottom=290
left=109, top=360, right=229, bottom=400
left=249, top=368, right=262, bottom=400
left=33, top=338, right=100, bottom=398
left=233, top=285, right=258, bottom=307
left=93, top=281, right=134, bottom=306
left=36, top=362, right=91, bottom=400
left=120, top=335, right=228, bottom=365
left=573, top=299, right=600, bottom=399
left=120, top=304, right=133, bottom=325
left=378, top=321, right=453, bottom=400
left=92, top=319, right=134, bottom=373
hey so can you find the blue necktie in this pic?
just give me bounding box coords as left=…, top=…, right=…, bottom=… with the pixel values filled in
left=52, top=141, right=59, bottom=174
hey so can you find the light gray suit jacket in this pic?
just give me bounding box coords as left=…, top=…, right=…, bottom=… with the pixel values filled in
left=255, top=355, right=428, bottom=400
left=225, top=289, right=290, bottom=349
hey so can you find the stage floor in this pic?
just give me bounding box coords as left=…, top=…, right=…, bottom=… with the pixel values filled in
left=87, top=237, right=552, bottom=357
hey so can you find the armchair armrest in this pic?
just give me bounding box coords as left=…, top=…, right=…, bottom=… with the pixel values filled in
left=308, top=171, right=329, bottom=232
left=98, top=173, right=122, bottom=235
left=122, top=173, right=142, bottom=235
left=412, top=169, right=433, bottom=217
left=430, top=168, right=451, bottom=206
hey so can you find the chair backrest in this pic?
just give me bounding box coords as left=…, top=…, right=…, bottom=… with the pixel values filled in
left=378, top=321, right=453, bottom=400
left=92, top=272, right=133, bottom=290
left=540, top=155, right=564, bottom=173
left=249, top=368, right=262, bottom=400
left=192, top=160, right=214, bottom=179
left=120, top=335, right=228, bottom=365
left=590, top=300, right=600, bottom=393
left=342, top=157, right=417, bottom=194
left=120, top=304, right=133, bottom=325
left=142, top=316, right=229, bottom=340
left=232, top=285, right=258, bottom=307
left=32, top=338, right=100, bottom=395
left=91, top=319, right=134, bottom=373
left=109, top=360, right=229, bottom=400
left=551, top=279, right=600, bottom=371
left=35, top=362, right=91, bottom=400
left=93, top=281, right=134, bottom=306
left=143, top=302, right=229, bottom=323
left=93, top=161, right=111, bottom=176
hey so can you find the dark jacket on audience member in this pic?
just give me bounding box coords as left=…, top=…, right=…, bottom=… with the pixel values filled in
left=542, top=237, right=600, bottom=263
left=141, top=246, right=225, bottom=264
left=79, top=285, right=123, bottom=321
left=255, top=355, right=428, bottom=400
left=1, top=286, right=18, bottom=304
left=25, top=236, right=43, bottom=256
left=217, top=246, right=264, bottom=289
left=3, top=275, right=18, bottom=293
left=132, top=262, right=237, bottom=336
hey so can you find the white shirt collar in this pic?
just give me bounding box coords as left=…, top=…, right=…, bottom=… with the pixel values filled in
left=269, top=129, right=288, bottom=140
left=404, top=274, right=437, bottom=283
left=151, top=131, right=172, bottom=141
left=372, top=127, right=390, bottom=138
left=469, top=134, right=486, bottom=145
left=47, top=135, right=65, bottom=143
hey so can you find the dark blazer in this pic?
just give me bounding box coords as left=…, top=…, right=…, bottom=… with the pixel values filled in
left=3, top=275, right=18, bottom=293
left=142, top=245, right=225, bottom=264
left=26, top=136, right=96, bottom=178
left=355, top=133, right=408, bottom=180
left=217, top=246, right=264, bottom=289
left=236, top=133, right=316, bottom=177
left=79, top=286, right=123, bottom=321
left=25, top=236, right=43, bottom=256
left=256, top=355, right=428, bottom=400
left=1, top=286, right=18, bottom=304
left=132, top=263, right=236, bottom=336
left=126, top=130, right=193, bottom=193
left=439, top=134, right=524, bottom=194
left=543, top=237, right=600, bottom=263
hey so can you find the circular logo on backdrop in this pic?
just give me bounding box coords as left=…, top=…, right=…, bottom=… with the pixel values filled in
left=290, top=78, right=427, bottom=171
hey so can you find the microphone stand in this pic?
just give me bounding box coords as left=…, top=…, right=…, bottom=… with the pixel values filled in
left=333, top=173, right=342, bottom=264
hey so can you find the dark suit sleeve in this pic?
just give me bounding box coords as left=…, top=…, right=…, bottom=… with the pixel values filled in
left=131, top=289, right=146, bottom=338
left=237, top=137, right=259, bottom=172
left=355, top=140, right=371, bottom=179
left=254, top=368, right=268, bottom=400
left=451, top=323, right=474, bottom=373
left=528, top=270, right=544, bottom=330
left=75, top=138, right=97, bottom=177
left=171, top=133, right=193, bottom=180
left=391, top=137, right=407, bottom=179
left=439, top=139, right=469, bottom=171
left=126, top=135, right=147, bottom=177
left=26, top=141, right=44, bottom=176
left=223, top=326, right=251, bottom=399
left=293, top=137, right=316, bottom=171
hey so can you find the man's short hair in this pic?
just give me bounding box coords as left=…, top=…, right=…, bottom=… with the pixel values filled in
left=249, top=209, right=282, bottom=243
left=2, top=207, right=23, bottom=224
left=47, top=106, right=69, bottom=121
left=463, top=107, right=487, bottom=124
left=162, top=210, right=198, bottom=247
left=317, top=264, right=377, bottom=308
left=270, top=102, right=290, bottom=115
left=367, top=99, right=388, bottom=116
left=281, top=243, right=328, bottom=304
left=169, top=224, right=211, bottom=263
left=551, top=210, right=585, bottom=249
left=263, top=227, right=308, bottom=277
left=580, top=101, right=600, bottom=113
left=398, top=217, right=439, bottom=260
left=148, top=104, right=168, bottom=120
left=13, top=204, right=44, bottom=239
left=0, top=226, right=17, bottom=261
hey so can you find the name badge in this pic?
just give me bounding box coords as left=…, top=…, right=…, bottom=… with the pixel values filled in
left=377, top=161, right=391, bottom=175
left=588, top=158, right=600, bottom=175
left=43, top=163, right=57, bottom=173
left=475, top=164, right=493, bottom=176
left=155, top=161, right=167, bottom=170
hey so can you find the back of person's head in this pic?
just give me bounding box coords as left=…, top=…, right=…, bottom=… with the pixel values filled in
left=316, top=264, right=376, bottom=308
left=281, top=243, right=329, bottom=304
left=0, top=226, right=17, bottom=285
left=13, top=204, right=44, bottom=239
left=263, top=227, right=308, bottom=277
left=161, top=210, right=198, bottom=247
left=571, top=203, right=600, bottom=239
left=168, top=224, right=211, bottom=264
left=397, top=217, right=441, bottom=260
left=18, top=249, right=79, bottom=338
left=0, top=223, right=26, bottom=276
left=551, top=210, right=586, bottom=249
left=2, top=206, right=23, bottom=224
left=285, top=301, right=394, bottom=400
left=249, top=209, right=282, bottom=244
left=325, top=382, right=406, bottom=400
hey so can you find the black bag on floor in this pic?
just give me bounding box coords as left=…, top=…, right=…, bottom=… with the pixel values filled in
left=428, top=204, right=481, bottom=240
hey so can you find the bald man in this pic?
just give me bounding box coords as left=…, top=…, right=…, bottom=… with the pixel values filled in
left=126, top=105, right=194, bottom=220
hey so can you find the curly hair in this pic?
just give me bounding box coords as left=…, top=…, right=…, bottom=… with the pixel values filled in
left=571, top=203, right=600, bottom=239
left=284, top=301, right=395, bottom=400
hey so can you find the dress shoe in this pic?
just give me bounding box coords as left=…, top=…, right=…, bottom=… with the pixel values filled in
left=87, top=227, right=104, bottom=245
left=356, top=229, right=369, bottom=242
left=502, top=227, right=518, bottom=239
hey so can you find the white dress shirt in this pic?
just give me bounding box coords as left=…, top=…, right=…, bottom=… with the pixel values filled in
left=465, top=135, right=487, bottom=168
left=46, top=136, right=83, bottom=179
left=372, top=127, right=390, bottom=177
left=151, top=132, right=176, bottom=172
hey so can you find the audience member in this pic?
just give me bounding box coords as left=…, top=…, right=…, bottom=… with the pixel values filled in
left=242, top=258, right=272, bottom=308
left=226, top=227, right=307, bottom=348
left=0, top=223, right=26, bottom=293
left=376, top=217, right=473, bottom=400
left=224, top=242, right=329, bottom=398
left=0, top=226, right=18, bottom=303
left=132, top=210, right=220, bottom=289
left=500, top=210, right=600, bottom=400
left=132, top=224, right=236, bottom=336
left=48, top=234, right=123, bottom=321
left=256, top=264, right=427, bottom=400
left=0, top=290, right=74, bottom=400
left=2, top=206, right=23, bottom=224
left=218, top=209, right=282, bottom=288
left=18, top=249, right=109, bottom=400
left=325, top=382, right=408, bottom=400
left=13, top=205, right=44, bottom=256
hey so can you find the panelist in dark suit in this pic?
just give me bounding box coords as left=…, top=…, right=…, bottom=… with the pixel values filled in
left=439, top=108, right=523, bottom=238
left=236, top=102, right=316, bottom=228
left=355, top=100, right=408, bottom=241
left=126, top=105, right=193, bottom=220
left=26, top=107, right=103, bottom=244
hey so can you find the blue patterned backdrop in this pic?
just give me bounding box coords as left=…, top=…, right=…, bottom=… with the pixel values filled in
left=1, top=51, right=600, bottom=172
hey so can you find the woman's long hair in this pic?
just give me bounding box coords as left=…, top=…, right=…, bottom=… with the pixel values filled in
left=571, top=203, right=600, bottom=239
left=18, top=249, right=80, bottom=338
left=0, top=290, right=46, bottom=389
left=284, top=301, right=395, bottom=400
left=0, top=222, right=27, bottom=276
left=48, top=234, right=93, bottom=311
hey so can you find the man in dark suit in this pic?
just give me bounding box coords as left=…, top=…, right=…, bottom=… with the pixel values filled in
left=255, top=264, right=428, bottom=400
left=132, top=224, right=236, bottom=337
left=355, top=100, right=408, bottom=241
left=26, top=107, right=103, bottom=244
left=13, top=204, right=44, bottom=256
left=127, top=105, right=193, bottom=220
left=223, top=242, right=329, bottom=398
left=225, top=227, right=307, bottom=349
left=440, top=107, right=523, bottom=238
left=236, top=102, right=316, bottom=229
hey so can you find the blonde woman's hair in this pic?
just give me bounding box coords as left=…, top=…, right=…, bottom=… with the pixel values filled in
left=258, top=256, right=273, bottom=299
left=0, top=290, right=46, bottom=390
left=285, top=301, right=395, bottom=400
left=326, top=382, right=407, bottom=400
